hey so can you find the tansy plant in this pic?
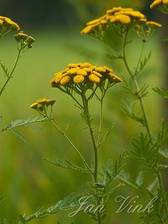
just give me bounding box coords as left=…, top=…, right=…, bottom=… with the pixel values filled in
left=3, top=3, right=168, bottom=224
left=0, top=16, right=35, bottom=98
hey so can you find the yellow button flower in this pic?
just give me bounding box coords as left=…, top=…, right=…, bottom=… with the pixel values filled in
left=50, top=63, right=122, bottom=91
left=150, top=0, right=162, bottom=8
left=89, top=74, right=101, bottom=83
left=60, top=76, right=71, bottom=85
left=30, top=98, right=55, bottom=111
left=146, top=21, right=162, bottom=28
left=81, top=7, right=161, bottom=36
left=112, top=14, right=131, bottom=24
left=0, top=16, right=20, bottom=32
left=73, top=75, right=85, bottom=84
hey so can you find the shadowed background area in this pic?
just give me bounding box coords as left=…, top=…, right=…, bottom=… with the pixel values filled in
left=0, top=0, right=167, bottom=223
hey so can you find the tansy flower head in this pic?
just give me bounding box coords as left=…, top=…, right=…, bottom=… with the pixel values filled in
left=0, top=16, right=20, bottom=33
left=15, top=32, right=35, bottom=48
left=146, top=21, right=162, bottom=28
left=150, top=0, right=168, bottom=13
left=30, top=98, right=55, bottom=112
left=51, top=63, right=122, bottom=87
left=81, top=7, right=161, bottom=37
left=50, top=63, right=122, bottom=100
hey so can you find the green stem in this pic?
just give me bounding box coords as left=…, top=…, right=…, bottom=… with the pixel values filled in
left=156, top=168, right=168, bottom=221
left=81, top=93, right=102, bottom=224
left=97, top=98, right=103, bottom=148
left=122, top=29, right=152, bottom=141
left=82, top=94, right=98, bottom=182
left=48, top=117, right=94, bottom=177
left=0, top=47, right=22, bottom=97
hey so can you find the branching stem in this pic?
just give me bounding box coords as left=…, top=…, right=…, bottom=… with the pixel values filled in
left=46, top=115, right=94, bottom=177
left=81, top=93, right=102, bottom=224
left=122, top=29, right=152, bottom=141
left=0, top=46, right=22, bottom=97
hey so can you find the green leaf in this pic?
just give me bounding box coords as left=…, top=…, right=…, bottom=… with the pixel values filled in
left=0, top=61, right=10, bottom=78
left=45, top=158, right=88, bottom=173
left=159, top=148, right=168, bottom=159
left=103, top=154, right=126, bottom=185
left=153, top=87, right=168, bottom=99
left=129, top=133, right=160, bottom=169
left=136, top=171, right=144, bottom=187
left=19, top=193, right=81, bottom=223
left=137, top=51, right=151, bottom=74
left=2, top=117, right=47, bottom=131
left=122, top=103, right=145, bottom=126
left=147, top=177, right=158, bottom=193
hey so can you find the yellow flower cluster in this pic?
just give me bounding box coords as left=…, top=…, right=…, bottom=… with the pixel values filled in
left=15, top=32, right=35, bottom=48
left=51, top=63, right=122, bottom=89
left=30, top=98, right=55, bottom=111
left=0, top=16, right=20, bottom=32
left=150, top=0, right=168, bottom=8
left=81, top=7, right=161, bottom=35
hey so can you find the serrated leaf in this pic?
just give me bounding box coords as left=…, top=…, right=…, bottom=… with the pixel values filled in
left=159, top=148, right=168, bottom=159
left=129, top=133, right=160, bottom=169
left=0, top=61, right=10, bottom=78
left=137, top=51, right=151, bottom=74
left=11, top=129, right=28, bottom=144
left=136, top=171, right=144, bottom=186
left=46, top=158, right=88, bottom=173
left=2, top=117, right=47, bottom=131
left=147, top=177, right=158, bottom=193
left=20, top=193, right=82, bottom=223
left=122, top=103, right=145, bottom=126
left=153, top=87, right=168, bottom=99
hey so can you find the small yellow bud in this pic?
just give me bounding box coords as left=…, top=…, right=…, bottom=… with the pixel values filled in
left=89, top=74, right=101, bottom=83
left=60, top=76, right=71, bottom=85
left=73, top=75, right=85, bottom=84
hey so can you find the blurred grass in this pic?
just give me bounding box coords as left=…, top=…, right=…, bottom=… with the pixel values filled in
left=0, top=29, right=164, bottom=223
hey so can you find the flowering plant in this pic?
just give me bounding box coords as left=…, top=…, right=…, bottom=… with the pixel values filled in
left=0, top=17, right=34, bottom=98
left=2, top=2, right=168, bottom=224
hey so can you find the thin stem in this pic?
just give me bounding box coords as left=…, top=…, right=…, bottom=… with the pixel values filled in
left=81, top=93, right=102, bottom=224
left=48, top=116, right=94, bottom=177
left=97, top=98, right=103, bottom=148
left=156, top=168, right=168, bottom=220
left=122, top=29, right=152, bottom=141
left=82, top=94, right=98, bottom=182
left=0, top=47, right=22, bottom=97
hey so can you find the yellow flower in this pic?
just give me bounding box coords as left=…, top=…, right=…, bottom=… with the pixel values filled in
left=146, top=21, right=162, bottom=28
left=89, top=74, right=101, bottom=83
left=67, top=68, right=78, bottom=75
left=118, top=10, right=145, bottom=19
left=15, top=32, right=35, bottom=48
left=73, top=75, right=85, bottom=84
left=0, top=19, right=3, bottom=26
left=60, top=76, right=71, bottom=85
left=81, top=6, right=161, bottom=36
left=111, top=14, right=131, bottom=24
left=76, top=69, right=87, bottom=76
left=30, top=98, right=55, bottom=111
left=87, top=18, right=101, bottom=26
left=163, top=0, right=168, bottom=4
left=0, top=16, right=20, bottom=31
left=94, top=66, right=107, bottom=73
left=108, top=73, right=123, bottom=83
left=81, top=24, right=99, bottom=34
left=150, top=0, right=162, bottom=8
left=50, top=63, right=122, bottom=91
left=92, top=71, right=102, bottom=78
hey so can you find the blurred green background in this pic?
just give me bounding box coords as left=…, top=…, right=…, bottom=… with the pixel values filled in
left=0, top=0, right=167, bottom=223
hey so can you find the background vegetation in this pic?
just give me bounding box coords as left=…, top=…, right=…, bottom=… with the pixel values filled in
left=0, top=0, right=167, bottom=223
